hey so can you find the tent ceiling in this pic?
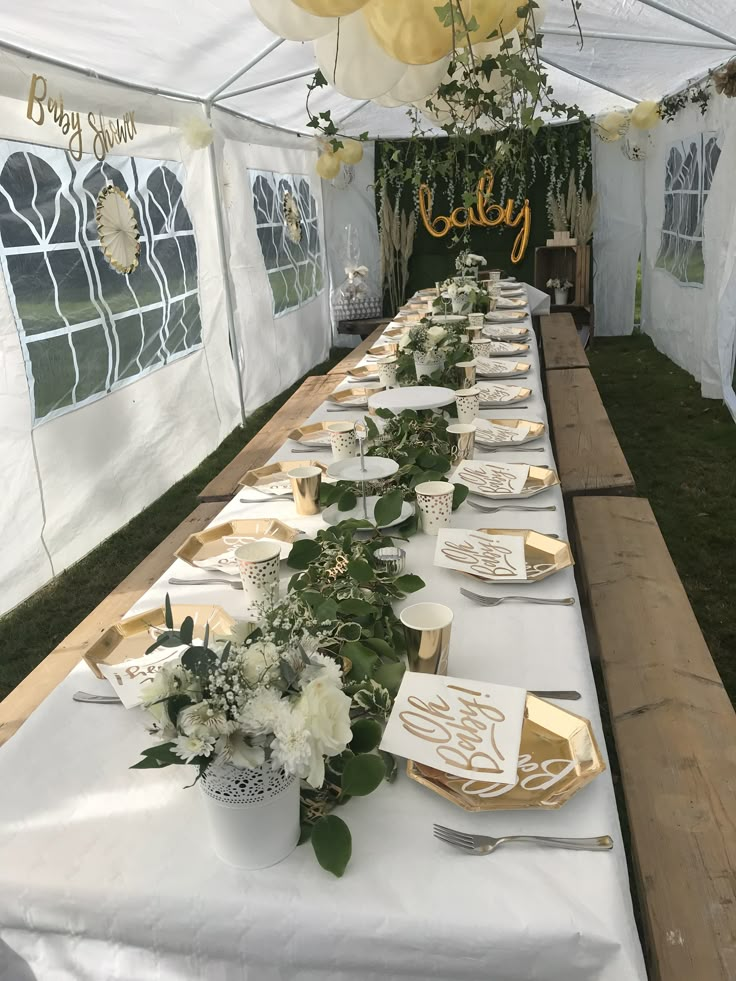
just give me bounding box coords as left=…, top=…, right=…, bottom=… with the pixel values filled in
left=1, top=0, right=734, bottom=138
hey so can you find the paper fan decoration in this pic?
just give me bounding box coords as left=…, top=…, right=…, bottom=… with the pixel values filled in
left=96, top=185, right=140, bottom=275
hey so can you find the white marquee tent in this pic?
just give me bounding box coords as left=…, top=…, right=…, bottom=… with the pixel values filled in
left=0, top=0, right=735, bottom=617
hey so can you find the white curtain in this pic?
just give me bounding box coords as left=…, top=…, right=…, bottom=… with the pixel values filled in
left=592, top=135, right=644, bottom=336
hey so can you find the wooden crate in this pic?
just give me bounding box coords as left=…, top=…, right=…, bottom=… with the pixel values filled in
left=534, top=244, right=591, bottom=307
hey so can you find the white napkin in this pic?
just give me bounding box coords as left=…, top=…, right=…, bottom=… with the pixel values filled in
left=434, top=528, right=528, bottom=581
left=452, top=460, right=530, bottom=497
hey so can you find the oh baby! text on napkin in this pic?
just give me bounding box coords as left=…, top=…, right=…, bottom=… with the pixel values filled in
left=381, top=673, right=526, bottom=784
left=434, top=528, right=527, bottom=581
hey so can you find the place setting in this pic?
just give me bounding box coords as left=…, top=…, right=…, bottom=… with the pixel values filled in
left=475, top=357, right=530, bottom=379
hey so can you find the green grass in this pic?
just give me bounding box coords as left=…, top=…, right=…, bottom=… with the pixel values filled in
left=0, top=347, right=344, bottom=700
left=589, top=333, right=736, bottom=702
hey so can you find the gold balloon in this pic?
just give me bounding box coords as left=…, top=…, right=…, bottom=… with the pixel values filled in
left=466, top=0, right=520, bottom=44
left=363, top=0, right=471, bottom=65
left=631, top=99, right=661, bottom=130
left=293, top=0, right=368, bottom=14
left=316, top=151, right=341, bottom=179
left=597, top=110, right=629, bottom=141
left=334, top=139, right=364, bottom=164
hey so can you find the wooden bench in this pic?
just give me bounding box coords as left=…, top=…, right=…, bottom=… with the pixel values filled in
left=540, top=312, right=589, bottom=370
left=0, top=502, right=223, bottom=748
left=573, top=496, right=736, bottom=981
left=198, top=374, right=343, bottom=502
left=328, top=325, right=387, bottom=376
left=546, top=367, right=636, bottom=496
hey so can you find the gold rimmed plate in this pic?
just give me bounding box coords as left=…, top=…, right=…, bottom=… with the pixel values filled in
left=452, top=462, right=559, bottom=499
left=473, top=418, right=546, bottom=447
left=482, top=325, right=529, bottom=341
left=472, top=527, right=574, bottom=582
left=477, top=338, right=530, bottom=357
left=477, top=383, right=532, bottom=406
left=485, top=310, right=528, bottom=324
left=383, top=327, right=410, bottom=340
left=407, top=694, right=605, bottom=810
left=496, top=297, right=527, bottom=309
left=475, top=359, right=530, bottom=379
left=84, top=605, right=235, bottom=679
left=176, top=518, right=302, bottom=571
left=347, top=365, right=380, bottom=381
left=328, top=385, right=385, bottom=408
left=239, top=460, right=329, bottom=495
left=288, top=422, right=345, bottom=447
left=367, top=344, right=399, bottom=360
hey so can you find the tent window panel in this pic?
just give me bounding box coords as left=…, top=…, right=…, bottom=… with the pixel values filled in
left=249, top=168, right=324, bottom=319
left=655, top=132, right=721, bottom=288
left=0, top=140, right=203, bottom=425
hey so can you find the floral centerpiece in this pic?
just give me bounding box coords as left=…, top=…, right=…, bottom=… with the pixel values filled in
left=547, top=277, right=573, bottom=305
left=455, top=250, right=487, bottom=278
left=398, top=321, right=454, bottom=379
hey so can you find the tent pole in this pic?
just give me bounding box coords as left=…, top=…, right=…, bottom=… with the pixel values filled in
left=337, top=100, right=370, bottom=127
left=205, top=102, right=248, bottom=428
left=543, top=27, right=735, bottom=50
left=636, top=0, right=736, bottom=47
left=540, top=56, right=640, bottom=104
left=215, top=68, right=316, bottom=103
left=207, top=38, right=285, bottom=102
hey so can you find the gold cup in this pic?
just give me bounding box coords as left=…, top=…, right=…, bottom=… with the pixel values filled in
left=455, top=360, right=477, bottom=389
left=447, top=423, right=477, bottom=462
left=400, top=603, right=453, bottom=675
left=289, top=466, right=322, bottom=515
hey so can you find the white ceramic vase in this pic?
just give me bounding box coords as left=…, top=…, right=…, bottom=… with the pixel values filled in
left=414, top=350, right=445, bottom=380
left=554, top=288, right=569, bottom=305
left=200, top=762, right=300, bottom=870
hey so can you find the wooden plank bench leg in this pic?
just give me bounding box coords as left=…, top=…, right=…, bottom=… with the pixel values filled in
left=0, top=502, right=224, bottom=747
left=573, top=495, right=736, bottom=981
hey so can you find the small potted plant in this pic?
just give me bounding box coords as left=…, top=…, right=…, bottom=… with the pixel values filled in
left=455, top=250, right=487, bottom=280
left=399, top=322, right=456, bottom=379
left=547, top=277, right=573, bottom=306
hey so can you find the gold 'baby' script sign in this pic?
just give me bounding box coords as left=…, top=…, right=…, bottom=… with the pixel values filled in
left=418, top=169, right=531, bottom=264
left=26, top=73, right=137, bottom=162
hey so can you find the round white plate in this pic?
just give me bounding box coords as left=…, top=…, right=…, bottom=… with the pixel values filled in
left=368, top=386, right=455, bottom=413
left=326, top=457, right=399, bottom=481
left=323, top=495, right=414, bottom=530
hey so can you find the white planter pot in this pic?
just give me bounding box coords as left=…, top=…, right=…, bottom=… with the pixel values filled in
left=554, top=288, right=569, bottom=305
left=451, top=297, right=471, bottom=314
left=414, top=350, right=445, bottom=380
left=200, top=762, right=300, bottom=870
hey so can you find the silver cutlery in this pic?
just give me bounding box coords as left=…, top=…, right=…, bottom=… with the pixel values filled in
left=481, top=404, right=529, bottom=410
left=239, top=493, right=293, bottom=502
left=433, top=825, right=613, bottom=855
left=73, top=691, right=121, bottom=704
left=291, top=446, right=329, bottom=453
left=528, top=690, right=581, bottom=700
left=460, top=588, right=574, bottom=606
left=477, top=446, right=545, bottom=453
left=467, top=502, right=557, bottom=513
left=168, top=577, right=243, bottom=590
left=326, top=405, right=366, bottom=412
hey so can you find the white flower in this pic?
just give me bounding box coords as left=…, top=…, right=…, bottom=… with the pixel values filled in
left=270, top=708, right=314, bottom=781
left=306, top=653, right=344, bottom=689
left=178, top=702, right=234, bottom=738
left=173, top=733, right=216, bottom=763
left=426, top=325, right=447, bottom=347
left=145, top=701, right=178, bottom=741
left=446, top=282, right=459, bottom=299
left=215, top=731, right=265, bottom=769
left=298, top=676, right=353, bottom=759
left=398, top=331, right=412, bottom=350
left=139, top=664, right=196, bottom=707
left=239, top=688, right=288, bottom=736
left=239, top=640, right=282, bottom=686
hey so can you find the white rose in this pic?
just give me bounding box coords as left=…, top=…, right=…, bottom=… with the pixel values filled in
left=240, top=640, right=282, bottom=686
left=298, top=677, right=352, bottom=759
left=426, top=325, right=447, bottom=347
left=398, top=331, right=412, bottom=350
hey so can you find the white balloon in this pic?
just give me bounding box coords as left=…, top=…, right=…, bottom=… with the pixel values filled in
left=250, top=0, right=335, bottom=41
left=389, top=57, right=451, bottom=104
left=315, top=11, right=406, bottom=99
left=373, top=92, right=407, bottom=107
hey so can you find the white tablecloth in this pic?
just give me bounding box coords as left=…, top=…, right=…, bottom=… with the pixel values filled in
left=0, top=297, right=646, bottom=981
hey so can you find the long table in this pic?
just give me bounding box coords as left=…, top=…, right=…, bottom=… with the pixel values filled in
left=0, top=293, right=646, bottom=980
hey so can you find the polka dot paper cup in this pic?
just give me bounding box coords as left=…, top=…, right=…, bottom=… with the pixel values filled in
left=454, top=387, right=481, bottom=424
left=235, top=540, right=281, bottom=609
left=327, top=421, right=357, bottom=460
left=415, top=480, right=454, bottom=536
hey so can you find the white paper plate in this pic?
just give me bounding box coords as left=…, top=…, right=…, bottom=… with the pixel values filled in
left=323, top=496, right=414, bottom=529
left=368, top=386, right=455, bottom=413
left=326, top=458, right=399, bottom=481
left=477, top=382, right=530, bottom=406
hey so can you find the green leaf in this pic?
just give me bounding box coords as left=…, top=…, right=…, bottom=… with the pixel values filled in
left=166, top=694, right=191, bottom=726
left=374, top=488, right=403, bottom=528
left=374, top=660, right=405, bottom=696
left=337, top=597, right=374, bottom=616
left=337, top=489, right=358, bottom=512
left=311, top=815, right=352, bottom=878
left=179, top=616, right=194, bottom=646
left=350, top=718, right=383, bottom=754
left=314, top=598, right=338, bottom=623
left=342, top=640, right=378, bottom=680
left=130, top=742, right=180, bottom=769
left=347, top=558, right=374, bottom=583
left=394, top=574, right=425, bottom=594
left=342, top=753, right=386, bottom=796
left=286, top=538, right=321, bottom=569
left=338, top=621, right=362, bottom=642
left=452, top=482, right=469, bottom=510
left=379, top=750, right=399, bottom=783
left=164, top=594, right=173, bottom=630
left=362, top=636, right=395, bottom=659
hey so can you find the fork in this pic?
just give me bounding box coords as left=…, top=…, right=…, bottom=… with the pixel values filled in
left=292, top=446, right=329, bottom=453
left=467, top=502, right=556, bottom=513
left=460, top=588, right=574, bottom=606
left=168, top=577, right=243, bottom=590
left=239, top=493, right=293, bottom=502
left=433, top=825, right=613, bottom=855
left=477, top=446, right=545, bottom=453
